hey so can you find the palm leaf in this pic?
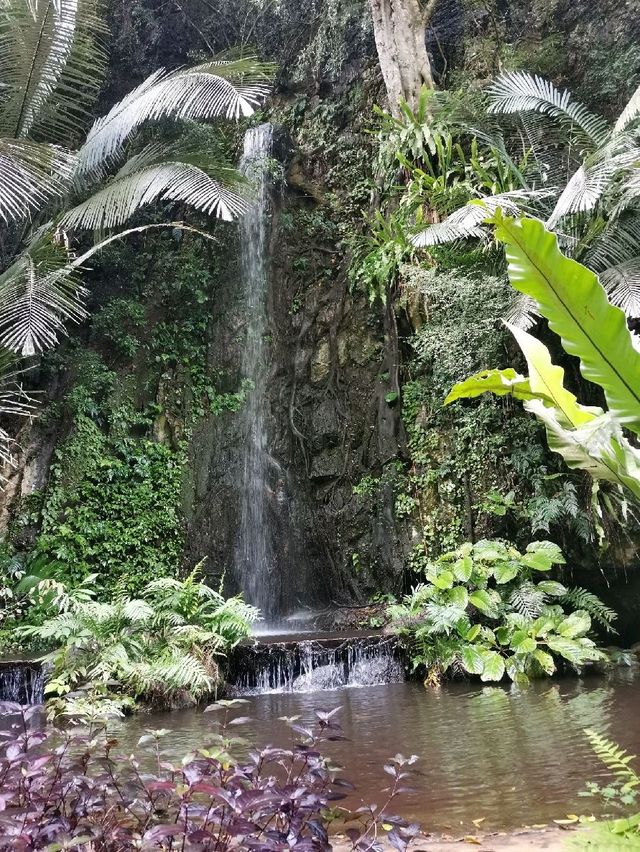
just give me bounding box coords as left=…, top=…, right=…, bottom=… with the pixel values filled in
left=411, top=189, right=552, bottom=247
left=0, top=0, right=105, bottom=141
left=493, top=212, right=640, bottom=436
left=0, top=138, right=73, bottom=222
left=487, top=71, right=610, bottom=149
left=615, top=82, right=640, bottom=134
left=600, top=259, right=640, bottom=316
left=75, top=57, right=272, bottom=176
left=0, top=236, right=87, bottom=355
left=62, top=160, right=248, bottom=229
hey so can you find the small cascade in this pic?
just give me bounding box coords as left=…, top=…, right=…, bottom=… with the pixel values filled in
left=227, top=634, right=405, bottom=696
left=0, top=662, right=44, bottom=704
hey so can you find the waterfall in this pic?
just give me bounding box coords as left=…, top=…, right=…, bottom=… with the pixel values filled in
left=234, top=124, right=278, bottom=620
left=227, top=635, right=405, bottom=695
left=0, top=662, right=45, bottom=704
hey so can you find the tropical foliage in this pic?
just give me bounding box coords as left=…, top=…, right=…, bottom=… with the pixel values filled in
left=0, top=0, right=270, bottom=357
left=0, top=702, right=420, bottom=851
left=447, top=213, right=640, bottom=507
left=387, top=539, right=611, bottom=685
left=572, top=731, right=640, bottom=848
left=412, top=71, right=640, bottom=327
left=16, top=568, right=259, bottom=707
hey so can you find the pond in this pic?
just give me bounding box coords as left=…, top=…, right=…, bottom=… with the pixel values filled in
left=110, top=671, right=640, bottom=833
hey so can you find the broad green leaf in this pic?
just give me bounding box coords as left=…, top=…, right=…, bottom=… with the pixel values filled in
left=531, top=616, right=556, bottom=637
left=557, top=610, right=591, bottom=638
left=546, top=635, right=596, bottom=663
left=495, top=626, right=512, bottom=645
left=466, top=624, right=481, bottom=642
left=453, top=556, right=473, bottom=582
left=445, top=368, right=547, bottom=406
left=460, top=644, right=484, bottom=675
left=479, top=649, right=506, bottom=682
left=469, top=589, right=500, bottom=617
left=473, top=540, right=508, bottom=561
left=493, top=213, right=640, bottom=436
left=507, top=323, right=599, bottom=427
left=448, top=586, right=469, bottom=608
left=526, top=540, right=566, bottom=563
left=512, top=636, right=537, bottom=654
left=430, top=570, right=454, bottom=590
left=493, top=560, right=519, bottom=584
left=532, top=649, right=556, bottom=674
left=537, top=580, right=568, bottom=596
left=521, top=551, right=554, bottom=571
left=527, top=403, right=640, bottom=501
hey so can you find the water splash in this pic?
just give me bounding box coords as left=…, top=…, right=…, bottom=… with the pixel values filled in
left=234, top=124, right=278, bottom=620
left=228, top=635, right=405, bottom=695
left=0, top=662, right=44, bottom=704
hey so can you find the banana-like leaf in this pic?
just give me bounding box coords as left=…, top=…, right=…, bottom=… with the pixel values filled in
left=507, top=322, right=601, bottom=427
left=527, top=402, right=640, bottom=500
left=445, top=367, right=544, bottom=405
left=493, top=213, right=640, bottom=435
left=76, top=58, right=272, bottom=176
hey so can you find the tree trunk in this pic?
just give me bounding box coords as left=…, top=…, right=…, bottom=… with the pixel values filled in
left=368, top=0, right=437, bottom=117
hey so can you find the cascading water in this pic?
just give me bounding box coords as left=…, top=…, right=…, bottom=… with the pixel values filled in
left=0, top=662, right=45, bottom=704
left=227, top=635, right=405, bottom=696
left=234, top=124, right=278, bottom=621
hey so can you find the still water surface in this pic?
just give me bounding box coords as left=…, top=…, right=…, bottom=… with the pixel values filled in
left=112, top=672, right=640, bottom=833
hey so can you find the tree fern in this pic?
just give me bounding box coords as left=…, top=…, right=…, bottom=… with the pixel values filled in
left=561, top=588, right=618, bottom=633
left=586, top=731, right=640, bottom=794
left=508, top=581, right=546, bottom=619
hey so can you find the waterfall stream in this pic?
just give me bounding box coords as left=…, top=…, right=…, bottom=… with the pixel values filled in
left=234, top=124, right=278, bottom=620
left=0, top=662, right=45, bottom=704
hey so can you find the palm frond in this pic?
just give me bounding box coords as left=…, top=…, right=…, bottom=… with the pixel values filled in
left=615, top=83, right=640, bottom=134
left=600, top=259, right=640, bottom=316
left=0, top=236, right=87, bottom=355
left=0, top=138, right=73, bottom=222
left=411, top=189, right=552, bottom=247
left=0, top=0, right=106, bottom=141
left=487, top=72, right=610, bottom=149
left=75, top=57, right=272, bottom=176
left=503, top=292, right=539, bottom=330
left=62, top=160, right=249, bottom=229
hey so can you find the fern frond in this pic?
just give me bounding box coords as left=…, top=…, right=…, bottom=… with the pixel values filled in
left=487, top=72, right=610, bottom=149
left=561, top=588, right=618, bottom=633
left=509, top=582, right=546, bottom=619
left=586, top=730, right=640, bottom=792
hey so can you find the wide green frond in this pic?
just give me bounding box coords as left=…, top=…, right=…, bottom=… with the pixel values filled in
left=0, top=235, right=87, bottom=355
left=0, top=0, right=106, bottom=141
left=0, top=137, right=73, bottom=222
left=62, top=160, right=249, bottom=230
left=76, top=57, right=273, bottom=176
left=487, top=71, right=610, bottom=150
left=493, top=213, right=640, bottom=436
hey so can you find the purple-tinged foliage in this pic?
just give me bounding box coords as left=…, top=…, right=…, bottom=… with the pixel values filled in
left=0, top=701, right=420, bottom=851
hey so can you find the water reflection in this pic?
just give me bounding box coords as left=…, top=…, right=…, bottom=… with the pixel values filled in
left=105, top=675, right=639, bottom=831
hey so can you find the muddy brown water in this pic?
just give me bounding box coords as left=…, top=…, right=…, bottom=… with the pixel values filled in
left=106, top=672, right=640, bottom=834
